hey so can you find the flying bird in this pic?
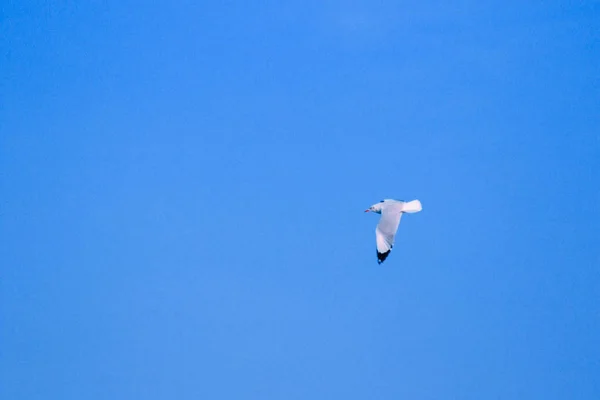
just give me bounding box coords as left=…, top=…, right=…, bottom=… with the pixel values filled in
left=365, top=199, right=422, bottom=264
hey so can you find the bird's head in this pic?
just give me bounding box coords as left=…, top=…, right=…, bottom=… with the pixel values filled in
left=364, top=201, right=384, bottom=214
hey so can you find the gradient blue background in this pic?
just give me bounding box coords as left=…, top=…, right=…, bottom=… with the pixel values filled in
left=2, top=1, right=599, bottom=399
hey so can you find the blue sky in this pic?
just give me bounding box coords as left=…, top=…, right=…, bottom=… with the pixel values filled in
left=1, top=1, right=599, bottom=399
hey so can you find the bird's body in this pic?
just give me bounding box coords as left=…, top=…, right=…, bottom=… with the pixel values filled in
left=365, top=199, right=422, bottom=264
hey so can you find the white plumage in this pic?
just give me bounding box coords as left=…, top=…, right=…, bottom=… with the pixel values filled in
left=365, top=199, right=422, bottom=264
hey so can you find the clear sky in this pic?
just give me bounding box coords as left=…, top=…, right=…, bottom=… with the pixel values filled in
left=1, top=1, right=599, bottom=399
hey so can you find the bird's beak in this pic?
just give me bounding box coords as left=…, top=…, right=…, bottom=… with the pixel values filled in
left=364, top=209, right=370, bottom=213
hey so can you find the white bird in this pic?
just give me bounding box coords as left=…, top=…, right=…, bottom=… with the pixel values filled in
left=365, top=199, right=422, bottom=264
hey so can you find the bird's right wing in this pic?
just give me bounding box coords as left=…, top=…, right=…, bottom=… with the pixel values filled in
left=375, top=206, right=403, bottom=264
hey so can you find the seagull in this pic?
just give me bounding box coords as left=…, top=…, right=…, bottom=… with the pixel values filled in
left=365, top=199, right=422, bottom=264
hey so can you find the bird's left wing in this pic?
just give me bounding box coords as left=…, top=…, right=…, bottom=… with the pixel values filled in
left=375, top=203, right=403, bottom=264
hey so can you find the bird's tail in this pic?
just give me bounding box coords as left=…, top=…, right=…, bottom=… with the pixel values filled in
left=402, top=200, right=422, bottom=213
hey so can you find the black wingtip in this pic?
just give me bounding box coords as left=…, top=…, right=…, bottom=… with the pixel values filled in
left=376, top=244, right=393, bottom=264
left=377, top=249, right=391, bottom=264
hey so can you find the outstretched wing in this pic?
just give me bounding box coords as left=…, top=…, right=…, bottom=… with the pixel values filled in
left=375, top=204, right=403, bottom=264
